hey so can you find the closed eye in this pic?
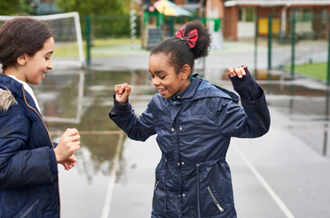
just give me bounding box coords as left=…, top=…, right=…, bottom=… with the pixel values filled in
left=159, top=76, right=166, bottom=79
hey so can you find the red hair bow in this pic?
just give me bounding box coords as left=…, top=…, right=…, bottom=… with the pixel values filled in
left=175, top=25, right=198, bottom=49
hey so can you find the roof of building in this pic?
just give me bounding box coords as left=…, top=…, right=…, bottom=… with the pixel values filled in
left=224, top=0, right=330, bottom=7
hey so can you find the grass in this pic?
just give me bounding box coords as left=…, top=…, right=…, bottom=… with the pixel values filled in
left=52, top=38, right=132, bottom=58
left=284, top=62, right=328, bottom=81
left=92, top=38, right=131, bottom=47
left=52, top=42, right=84, bottom=58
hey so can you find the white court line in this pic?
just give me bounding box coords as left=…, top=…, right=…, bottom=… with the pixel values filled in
left=233, top=143, right=295, bottom=218
left=101, top=132, right=124, bottom=218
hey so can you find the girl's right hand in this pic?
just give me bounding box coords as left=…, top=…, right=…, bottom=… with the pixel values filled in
left=115, top=83, right=132, bottom=104
left=54, top=128, right=80, bottom=163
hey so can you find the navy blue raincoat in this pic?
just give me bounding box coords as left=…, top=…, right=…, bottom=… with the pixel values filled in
left=0, top=75, right=60, bottom=218
left=110, top=70, right=270, bottom=218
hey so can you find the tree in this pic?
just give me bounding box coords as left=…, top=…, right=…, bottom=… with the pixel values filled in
left=55, top=0, right=127, bottom=16
left=0, top=0, right=33, bottom=15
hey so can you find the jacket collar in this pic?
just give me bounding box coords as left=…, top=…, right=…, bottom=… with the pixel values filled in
left=168, top=74, right=201, bottom=101
left=166, top=74, right=239, bottom=103
left=0, top=74, right=24, bottom=98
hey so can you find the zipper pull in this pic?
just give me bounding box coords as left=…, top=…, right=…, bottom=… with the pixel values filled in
left=216, top=203, right=224, bottom=212
left=154, top=181, right=159, bottom=190
left=207, top=186, right=225, bottom=213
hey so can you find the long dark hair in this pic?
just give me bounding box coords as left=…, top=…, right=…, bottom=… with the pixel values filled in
left=150, top=20, right=211, bottom=77
left=0, top=17, right=53, bottom=70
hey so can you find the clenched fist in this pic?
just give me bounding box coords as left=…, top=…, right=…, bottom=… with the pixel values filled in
left=54, top=128, right=80, bottom=163
left=115, top=83, right=132, bottom=104
left=228, top=65, right=247, bottom=78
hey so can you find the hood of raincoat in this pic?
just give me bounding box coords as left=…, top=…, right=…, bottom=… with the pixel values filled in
left=0, top=87, right=18, bottom=112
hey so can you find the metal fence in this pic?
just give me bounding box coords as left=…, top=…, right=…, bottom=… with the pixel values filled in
left=80, top=13, right=330, bottom=79
left=255, top=13, right=330, bottom=83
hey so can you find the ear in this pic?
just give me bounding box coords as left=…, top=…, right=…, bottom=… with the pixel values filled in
left=180, top=64, right=191, bottom=80
left=17, top=54, right=28, bottom=66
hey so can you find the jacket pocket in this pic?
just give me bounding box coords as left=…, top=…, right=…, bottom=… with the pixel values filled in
left=152, top=180, right=166, bottom=213
left=13, top=195, right=42, bottom=218
left=198, top=183, right=225, bottom=216
left=207, top=186, right=224, bottom=213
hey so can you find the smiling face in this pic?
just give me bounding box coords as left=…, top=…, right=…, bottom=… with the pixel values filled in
left=21, top=36, right=54, bottom=85
left=148, top=53, right=191, bottom=99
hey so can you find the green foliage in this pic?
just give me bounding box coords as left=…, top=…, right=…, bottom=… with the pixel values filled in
left=80, top=15, right=141, bottom=39
left=55, top=0, right=127, bottom=16
left=0, top=0, right=33, bottom=15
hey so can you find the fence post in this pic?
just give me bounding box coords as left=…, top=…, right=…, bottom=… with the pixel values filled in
left=169, top=16, right=174, bottom=36
left=291, top=14, right=296, bottom=78
left=327, top=15, right=330, bottom=85
left=85, top=15, right=91, bottom=67
left=254, top=16, right=258, bottom=78
left=267, top=14, right=272, bottom=70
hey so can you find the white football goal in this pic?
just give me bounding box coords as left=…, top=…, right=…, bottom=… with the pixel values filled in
left=0, top=12, right=85, bottom=69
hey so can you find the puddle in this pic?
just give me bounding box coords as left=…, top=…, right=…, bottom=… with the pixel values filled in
left=32, top=67, right=330, bottom=183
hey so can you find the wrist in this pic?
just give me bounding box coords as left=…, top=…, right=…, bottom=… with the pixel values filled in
left=118, top=100, right=127, bottom=105
left=115, top=95, right=127, bottom=105
left=53, top=147, right=62, bottom=163
left=111, top=94, right=132, bottom=116
left=229, top=67, right=253, bottom=92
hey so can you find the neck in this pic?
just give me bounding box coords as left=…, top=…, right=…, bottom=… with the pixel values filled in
left=181, top=79, right=191, bottom=93
left=3, top=66, right=25, bottom=82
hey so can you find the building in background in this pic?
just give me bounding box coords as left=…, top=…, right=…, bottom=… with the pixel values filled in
left=192, top=0, right=330, bottom=41
left=175, top=0, right=202, bottom=12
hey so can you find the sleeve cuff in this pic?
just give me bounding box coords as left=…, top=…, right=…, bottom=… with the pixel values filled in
left=109, top=94, right=132, bottom=116
left=49, top=148, right=58, bottom=174
left=229, top=66, right=262, bottom=101
left=228, top=66, right=253, bottom=91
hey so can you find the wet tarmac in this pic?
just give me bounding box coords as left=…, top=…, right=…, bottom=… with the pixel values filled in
left=32, top=60, right=330, bottom=217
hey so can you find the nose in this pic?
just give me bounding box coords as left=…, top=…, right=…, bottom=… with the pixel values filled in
left=152, top=77, right=160, bottom=87
left=48, top=59, right=53, bottom=70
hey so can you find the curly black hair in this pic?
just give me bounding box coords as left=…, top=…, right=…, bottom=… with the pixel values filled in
left=150, top=20, right=211, bottom=77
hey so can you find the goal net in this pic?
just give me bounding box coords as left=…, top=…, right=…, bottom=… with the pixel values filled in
left=0, top=12, right=85, bottom=69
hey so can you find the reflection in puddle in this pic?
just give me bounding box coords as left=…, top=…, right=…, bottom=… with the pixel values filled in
left=259, top=72, right=330, bottom=159
left=34, top=67, right=330, bottom=183
left=74, top=134, right=125, bottom=184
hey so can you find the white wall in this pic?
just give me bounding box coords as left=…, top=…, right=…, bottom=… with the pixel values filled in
left=295, top=22, right=312, bottom=32
left=237, top=22, right=255, bottom=38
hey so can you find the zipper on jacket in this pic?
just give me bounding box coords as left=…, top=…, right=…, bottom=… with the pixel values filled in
left=154, top=181, right=159, bottom=190
left=21, top=86, right=61, bottom=217
left=21, top=86, right=54, bottom=148
left=196, top=164, right=201, bottom=218
left=19, top=199, right=40, bottom=218
left=207, top=187, right=224, bottom=213
left=163, top=159, right=167, bottom=213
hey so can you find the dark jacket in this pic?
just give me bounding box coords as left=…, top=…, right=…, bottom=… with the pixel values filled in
left=0, top=75, right=59, bottom=218
left=110, top=69, right=270, bottom=218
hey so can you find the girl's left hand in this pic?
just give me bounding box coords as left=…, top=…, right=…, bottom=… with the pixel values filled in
left=59, top=155, right=77, bottom=170
left=228, top=66, right=247, bottom=78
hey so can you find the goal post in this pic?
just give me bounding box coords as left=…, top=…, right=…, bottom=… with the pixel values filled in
left=0, top=12, right=85, bottom=69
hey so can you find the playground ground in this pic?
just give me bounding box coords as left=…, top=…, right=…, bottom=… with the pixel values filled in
left=41, top=39, right=330, bottom=218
